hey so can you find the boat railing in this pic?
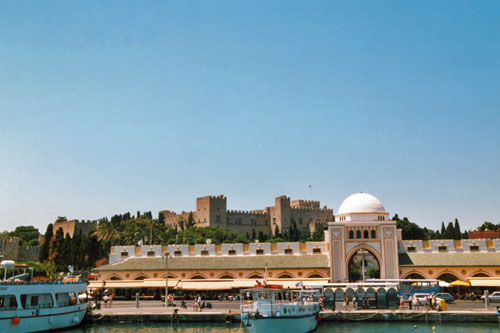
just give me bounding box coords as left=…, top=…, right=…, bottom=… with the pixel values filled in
left=0, top=281, right=86, bottom=285
left=241, top=303, right=284, bottom=317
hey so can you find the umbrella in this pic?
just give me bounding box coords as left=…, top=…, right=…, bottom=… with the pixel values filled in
left=438, top=280, right=450, bottom=287
left=449, top=280, right=470, bottom=287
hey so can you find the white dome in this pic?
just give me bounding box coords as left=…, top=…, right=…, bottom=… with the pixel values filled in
left=338, top=192, right=386, bottom=215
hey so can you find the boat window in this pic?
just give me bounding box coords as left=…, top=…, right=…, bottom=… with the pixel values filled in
left=30, top=295, right=39, bottom=307
left=0, top=295, right=17, bottom=310
left=9, top=296, right=17, bottom=309
left=20, top=294, right=27, bottom=309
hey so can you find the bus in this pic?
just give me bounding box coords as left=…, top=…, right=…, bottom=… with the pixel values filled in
left=367, top=279, right=440, bottom=299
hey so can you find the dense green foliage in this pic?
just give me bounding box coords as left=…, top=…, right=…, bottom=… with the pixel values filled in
left=6, top=226, right=40, bottom=247
left=393, top=214, right=467, bottom=240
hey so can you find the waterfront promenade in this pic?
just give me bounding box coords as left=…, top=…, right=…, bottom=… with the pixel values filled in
left=90, top=300, right=499, bottom=323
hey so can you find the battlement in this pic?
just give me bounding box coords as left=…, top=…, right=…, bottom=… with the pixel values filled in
left=197, top=195, right=226, bottom=201
left=291, top=200, right=320, bottom=209
left=227, top=209, right=268, bottom=215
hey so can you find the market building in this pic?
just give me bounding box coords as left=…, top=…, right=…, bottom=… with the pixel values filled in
left=92, top=192, right=500, bottom=295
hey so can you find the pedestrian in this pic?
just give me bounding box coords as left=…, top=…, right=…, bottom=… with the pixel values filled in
left=343, top=295, right=348, bottom=311
left=108, top=293, right=113, bottom=308
left=197, top=295, right=202, bottom=312
left=412, top=295, right=418, bottom=310
left=400, top=296, right=404, bottom=309
left=408, top=295, right=412, bottom=310
left=352, top=295, right=357, bottom=310
left=103, top=294, right=109, bottom=308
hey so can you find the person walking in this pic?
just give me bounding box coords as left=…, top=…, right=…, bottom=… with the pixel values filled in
left=352, top=295, right=357, bottom=310
left=408, top=295, right=412, bottom=310
left=412, top=295, right=418, bottom=310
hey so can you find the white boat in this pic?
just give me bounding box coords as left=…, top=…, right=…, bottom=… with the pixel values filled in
left=240, top=285, right=321, bottom=333
left=0, top=260, right=88, bottom=333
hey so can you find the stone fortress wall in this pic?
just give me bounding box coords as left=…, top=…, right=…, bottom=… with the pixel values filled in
left=53, top=219, right=96, bottom=237
left=161, top=194, right=334, bottom=237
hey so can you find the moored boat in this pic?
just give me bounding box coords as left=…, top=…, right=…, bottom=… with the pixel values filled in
left=240, top=285, right=321, bottom=333
left=0, top=260, right=87, bottom=333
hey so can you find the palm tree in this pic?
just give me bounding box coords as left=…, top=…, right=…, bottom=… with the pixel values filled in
left=93, top=219, right=119, bottom=246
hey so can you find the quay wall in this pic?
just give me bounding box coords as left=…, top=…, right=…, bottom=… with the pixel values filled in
left=89, top=311, right=500, bottom=324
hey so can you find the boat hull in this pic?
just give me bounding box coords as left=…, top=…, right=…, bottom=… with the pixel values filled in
left=0, top=303, right=87, bottom=333
left=243, top=314, right=319, bottom=333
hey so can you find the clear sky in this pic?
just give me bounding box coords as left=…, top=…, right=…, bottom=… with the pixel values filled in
left=1, top=1, right=499, bottom=233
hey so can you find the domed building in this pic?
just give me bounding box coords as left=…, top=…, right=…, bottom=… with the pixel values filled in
left=328, top=192, right=400, bottom=282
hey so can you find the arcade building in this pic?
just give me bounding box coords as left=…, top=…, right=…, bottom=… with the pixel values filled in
left=92, top=193, right=500, bottom=295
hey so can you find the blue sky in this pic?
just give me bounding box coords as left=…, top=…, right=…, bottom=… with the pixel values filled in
left=1, top=1, right=499, bottom=233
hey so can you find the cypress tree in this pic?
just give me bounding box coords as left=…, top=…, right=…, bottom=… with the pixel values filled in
left=454, top=218, right=462, bottom=240
left=39, top=223, right=53, bottom=262
left=440, top=222, right=446, bottom=238
left=274, top=225, right=280, bottom=238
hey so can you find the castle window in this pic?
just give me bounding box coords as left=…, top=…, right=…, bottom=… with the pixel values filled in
left=200, top=250, right=209, bottom=256
left=216, top=215, right=221, bottom=223
left=228, top=249, right=236, bottom=255
left=273, top=218, right=276, bottom=224
left=349, top=230, right=354, bottom=239
left=256, top=249, right=264, bottom=255
left=312, top=248, right=321, bottom=254
left=120, top=251, right=129, bottom=257
left=469, top=245, right=479, bottom=252
left=356, top=230, right=361, bottom=239
left=371, top=230, right=377, bottom=239
left=438, top=245, right=447, bottom=252
left=363, top=230, right=369, bottom=239
left=284, top=248, right=293, bottom=254
left=407, top=246, right=416, bottom=252
left=174, top=250, right=182, bottom=256
left=147, top=251, right=155, bottom=257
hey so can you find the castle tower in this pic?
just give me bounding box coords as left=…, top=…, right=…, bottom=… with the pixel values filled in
left=196, top=195, right=227, bottom=227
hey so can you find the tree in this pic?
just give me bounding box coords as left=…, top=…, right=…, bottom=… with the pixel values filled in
left=453, top=218, right=462, bottom=240
left=55, top=216, right=67, bottom=222
left=177, top=217, right=186, bottom=231
left=446, top=222, right=454, bottom=239
left=39, top=223, right=53, bottom=262
left=274, top=225, right=280, bottom=238
left=440, top=222, right=446, bottom=238
left=187, top=212, right=196, bottom=228
left=51, top=227, right=65, bottom=270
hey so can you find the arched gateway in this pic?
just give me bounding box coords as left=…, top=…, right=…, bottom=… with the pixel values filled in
left=328, top=193, right=399, bottom=282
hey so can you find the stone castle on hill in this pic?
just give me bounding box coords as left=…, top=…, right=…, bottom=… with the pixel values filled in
left=161, top=194, right=334, bottom=237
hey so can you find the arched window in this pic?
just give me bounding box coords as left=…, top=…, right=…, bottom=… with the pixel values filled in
left=371, top=230, right=377, bottom=239
left=349, top=230, right=354, bottom=239
left=190, top=274, right=206, bottom=280
left=363, top=230, right=369, bottom=239
left=356, top=230, right=361, bottom=239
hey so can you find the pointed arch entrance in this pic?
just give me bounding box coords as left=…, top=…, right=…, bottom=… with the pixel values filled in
left=347, top=248, right=380, bottom=282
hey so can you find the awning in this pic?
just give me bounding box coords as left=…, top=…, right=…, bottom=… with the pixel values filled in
left=438, top=280, right=450, bottom=287
left=449, top=280, right=470, bottom=287
left=176, top=280, right=234, bottom=290
left=468, top=278, right=500, bottom=287
left=87, top=279, right=178, bottom=289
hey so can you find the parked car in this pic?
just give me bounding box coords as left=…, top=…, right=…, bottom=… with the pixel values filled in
left=435, top=292, right=455, bottom=304
left=481, top=291, right=500, bottom=303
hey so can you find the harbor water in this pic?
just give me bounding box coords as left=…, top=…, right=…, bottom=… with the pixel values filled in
left=68, top=321, right=500, bottom=333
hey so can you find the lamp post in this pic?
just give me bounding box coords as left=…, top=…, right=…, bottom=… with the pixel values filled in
left=357, top=249, right=368, bottom=283
left=164, top=252, right=172, bottom=307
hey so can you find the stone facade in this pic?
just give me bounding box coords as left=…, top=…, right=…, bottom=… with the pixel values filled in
left=0, top=237, right=19, bottom=261
left=161, top=194, right=334, bottom=237
left=53, top=220, right=96, bottom=237
left=0, top=237, right=39, bottom=262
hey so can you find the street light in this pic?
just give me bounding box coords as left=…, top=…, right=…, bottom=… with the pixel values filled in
left=163, top=252, right=172, bottom=307
left=357, top=249, right=368, bottom=283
